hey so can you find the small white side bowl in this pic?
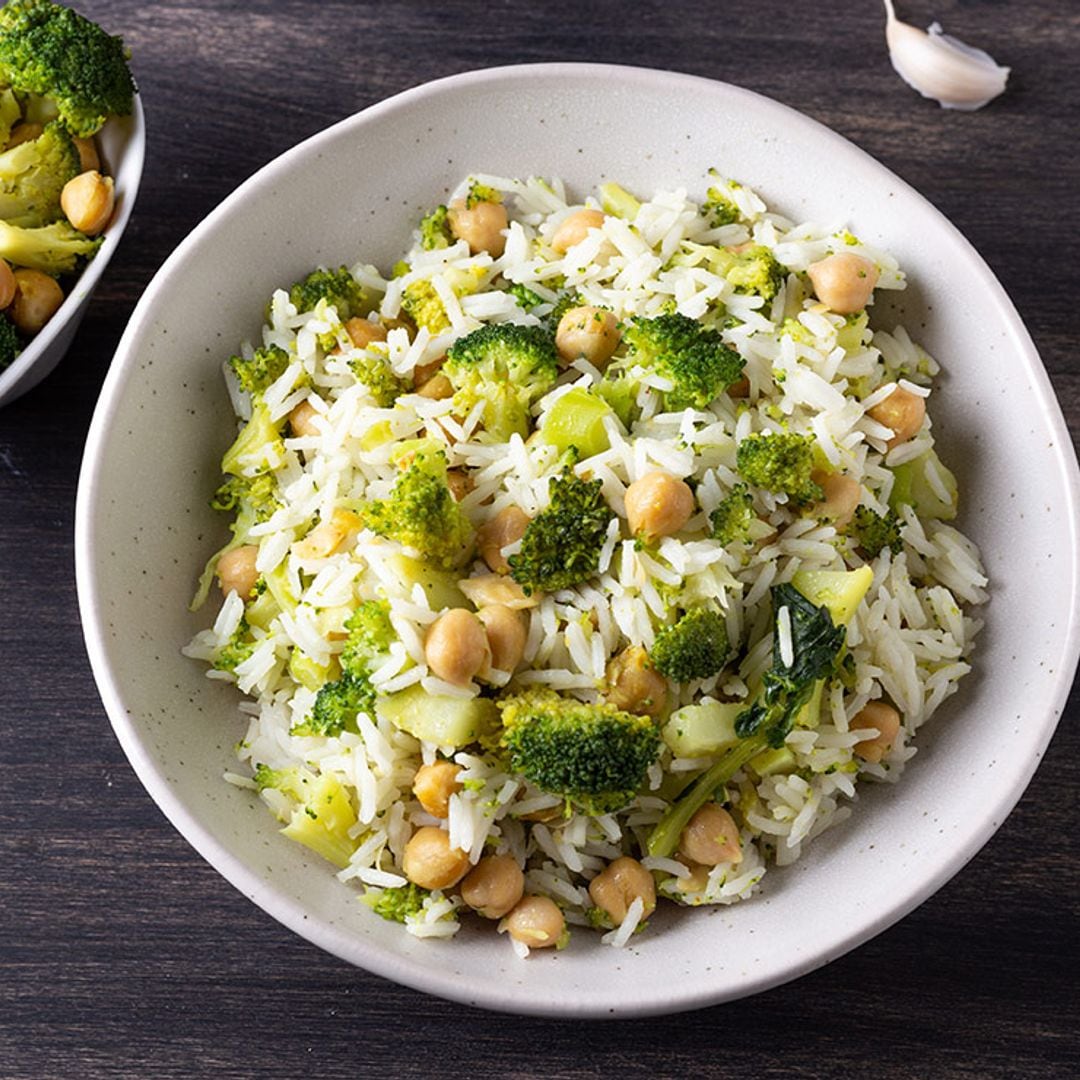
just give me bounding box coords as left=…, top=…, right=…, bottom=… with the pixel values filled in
left=76, top=65, right=1080, bottom=1017
left=0, top=96, right=145, bottom=407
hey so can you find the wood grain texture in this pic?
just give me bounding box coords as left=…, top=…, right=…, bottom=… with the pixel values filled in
left=1, top=1, right=1078, bottom=1076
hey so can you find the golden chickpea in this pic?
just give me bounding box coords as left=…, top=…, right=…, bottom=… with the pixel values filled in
left=412, top=760, right=462, bottom=818
left=402, top=826, right=471, bottom=890
left=446, top=468, right=474, bottom=503
left=10, top=269, right=63, bottom=335
left=73, top=136, right=100, bottom=173
left=550, top=208, right=605, bottom=254
left=416, top=372, right=454, bottom=400
left=606, top=645, right=667, bottom=719
left=0, top=258, right=15, bottom=310
left=413, top=356, right=444, bottom=386
left=813, top=471, right=861, bottom=529
left=477, top=604, right=527, bottom=673
left=5, top=122, right=42, bottom=149
left=727, top=375, right=751, bottom=399
left=807, top=252, right=879, bottom=315
left=867, top=386, right=926, bottom=449
left=476, top=505, right=530, bottom=575
left=461, top=854, right=525, bottom=919
left=850, top=701, right=902, bottom=764
left=503, top=895, right=565, bottom=949
left=555, top=305, right=620, bottom=368
left=424, top=608, right=491, bottom=686
left=288, top=399, right=321, bottom=438
left=624, top=471, right=695, bottom=540
left=458, top=573, right=537, bottom=611
left=345, top=317, right=387, bottom=349
left=448, top=199, right=508, bottom=257
left=588, top=856, right=656, bottom=925
left=60, top=170, right=115, bottom=236
left=678, top=803, right=742, bottom=867
left=217, top=545, right=260, bottom=598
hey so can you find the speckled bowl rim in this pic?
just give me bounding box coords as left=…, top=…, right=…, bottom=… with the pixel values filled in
left=77, top=63, right=1080, bottom=1017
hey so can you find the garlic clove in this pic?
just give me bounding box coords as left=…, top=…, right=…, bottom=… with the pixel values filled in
left=884, top=0, right=1009, bottom=111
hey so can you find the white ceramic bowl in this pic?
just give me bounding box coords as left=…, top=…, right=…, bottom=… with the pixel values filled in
left=76, top=65, right=1080, bottom=1017
left=0, top=97, right=145, bottom=407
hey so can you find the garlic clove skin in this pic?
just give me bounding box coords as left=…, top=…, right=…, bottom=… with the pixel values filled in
left=884, top=0, right=1010, bottom=111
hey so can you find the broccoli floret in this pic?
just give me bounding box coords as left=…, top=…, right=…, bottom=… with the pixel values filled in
left=220, top=402, right=286, bottom=478
left=710, top=482, right=755, bottom=545
left=0, top=216, right=99, bottom=273
left=0, top=311, right=19, bottom=371
left=358, top=447, right=474, bottom=569
left=506, top=282, right=544, bottom=312
left=229, top=344, right=290, bottom=397
left=622, top=313, right=745, bottom=411
left=650, top=607, right=730, bottom=682
left=465, top=180, right=501, bottom=208
left=288, top=266, right=368, bottom=320
left=339, top=599, right=395, bottom=678
left=500, top=689, right=662, bottom=815
left=443, top=322, right=559, bottom=441
left=508, top=467, right=614, bottom=594
left=213, top=618, right=257, bottom=672
left=419, top=204, right=452, bottom=250
left=399, top=278, right=448, bottom=332
left=348, top=353, right=407, bottom=407
left=253, top=763, right=313, bottom=801
left=544, top=289, right=585, bottom=332
left=210, top=471, right=280, bottom=522
left=713, top=244, right=785, bottom=300
left=0, top=120, right=78, bottom=226
left=0, top=0, right=135, bottom=137
left=365, top=883, right=430, bottom=924
left=736, top=432, right=822, bottom=505
left=703, top=182, right=741, bottom=227
left=292, top=670, right=375, bottom=738
left=850, top=505, right=903, bottom=557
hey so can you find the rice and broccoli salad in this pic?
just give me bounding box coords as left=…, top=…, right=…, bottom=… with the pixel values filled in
left=185, top=171, right=988, bottom=955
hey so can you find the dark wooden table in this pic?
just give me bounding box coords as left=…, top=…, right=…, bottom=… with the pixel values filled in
left=2, top=2, right=1078, bottom=1076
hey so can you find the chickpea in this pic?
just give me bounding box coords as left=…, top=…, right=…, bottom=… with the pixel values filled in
left=73, top=136, right=100, bottom=173
left=555, top=305, right=620, bottom=368
left=288, top=399, right=321, bottom=438
left=5, top=122, right=42, bottom=149
left=477, top=604, right=527, bottom=673
left=813, top=471, right=861, bottom=529
left=867, top=386, right=926, bottom=449
left=0, top=258, right=15, bottom=309
left=550, top=208, right=605, bottom=254
left=402, top=826, right=471, bottom=890
left=10, top=269, right=63, bottom=335
left=624, top=471, right=695, bottom=541
left=60, top=170, right=115, bottom=236
left=606, top=645, right=667, bottom=719
left=458, top=572, right=537, bottom=611
left=413, top=355, right=444, bottom=385
left=448, top=199, right=508, bottom=258
left=416, top=372, right=454, bottom=400
left=850, top=701, right=902, bottom=764
left=424, top=608, right=490, bottom=686
left=292, top=508, right=361, bottom=559
left=476, top=505, right=530, bottom=575
left=446, top=468, right=474, bottom=502
left=588, top=856, right=656, bottom=925
left=678, top=803, right=742, bottom=867
left=727, top=375, right=751, bottom=399
left=503, top=895, right=565, bottom=949
left=807, top=252, right=879, bottom=315
left=461, top=854, right=525, bottom=919
left=217, top=544, right=260, bottom=598
left=412, top=760, right=462, bottom=818
left=345, top=317, right=387, bottom=349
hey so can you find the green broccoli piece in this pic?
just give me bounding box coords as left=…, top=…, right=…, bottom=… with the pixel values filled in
left=213, top=618, right=257, bottom=672
left=400, top=278, right=448, bottom=332
left=365, top=883, right=430, bottom=924
left=358, top=446, right=474, bottom=569
left=229, top=344, right=290, bottom=397
left=506, top=282, right=544, bottom=312
left=736, top=432, right=822, bottom=505
left=543, top=289, right=585, bottom=332
left=650, top=607, right=730, bottom=682
left=465, top=180, right=501, bottom=208
left=220, top=402, right=286, bottom=479
left=348, top=353, right=407, bottom=407
left=508, top=467, right=614, bottom=594
left=712, top=244, right=786, bottom=300
left=419, top=204, right=452, bottom=250
left=292, top=670, right=376, bottom=738
left=0, top=216, right=99, bottom=274
left=339, top=599, right=395, bottom=678
left=252, top=763, right=314, bottom=801
left=443, top=322, right=559, bottom=441
left=622, top=313, right=745, bottom=411
left=710, top=482, right=755, bottom=545
left=0, top=311, right=20, bottom=372
left=500, top=689, right=662, bottom=815
left=0, top=0, right=135, bottom=137
left=0, top=120, right=78, bottom=226
left=288, top=266, right=368, bottom=319
left=702, top=174, right=744, bottom=226
left=850, top=505, right=903, bottom=557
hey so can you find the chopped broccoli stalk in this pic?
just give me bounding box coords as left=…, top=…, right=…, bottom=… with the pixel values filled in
left=213, top=618, right=256, bottom=672
left=358, top=447, right=474, bottom=569
left=499, top=688, right=662, bottom=815
left=0, top=311, right=20, bottom=372
left=288, top=266, right=369, bottom=319
left=0, top=87, right=20, bottom=145
left=465, top=180, right=501, bottom=208
left=711, top=244, right=785, bottom=300
left=220, top=402, right=286, bottom=478
left=291, top=670, right=375, bottom=738
left=0, top=0, right=136, bottom=137
left=736, top=432, right=822, bottom=505
left=710, top=482, right=755, bottom=545
left=278, top=771, right=358, bottom=868
left=790, top=566, right=874, bottom=627
left=661, top=699, right=742, bottom=757
left=0, top=120, right=79, bottom=227
left=650, top=607, right=730, bottom=682
left=229, top=344, right=290, bottom=396
left=419, top=204, right=452, bottom=250
left=850, top=505, right=903, bottom=556
left=288, top=648, right=337, bottom=692
left=377, top=684, right=499, bottom=748
left=443, top=322, right=559, bottom=441
left=365, top=883, right=430, bottom=923
left=596, top=370, right=640, bottom=428
left=348, top=353, right=407, bottom=407
left=0, top=217, right=99, bottom=273
left=888, top=448, right=958, bottom=521
left=506, top=281, right=544, bottom=311
left=622, top=313, right=745, bottom=410
left=599, top=181, right=641, bottom=220
left=541, top=386, right=613, bottom=459
left=508, top=467, right=614, bottom=594
left=338, top=599, right=395, bottom=678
